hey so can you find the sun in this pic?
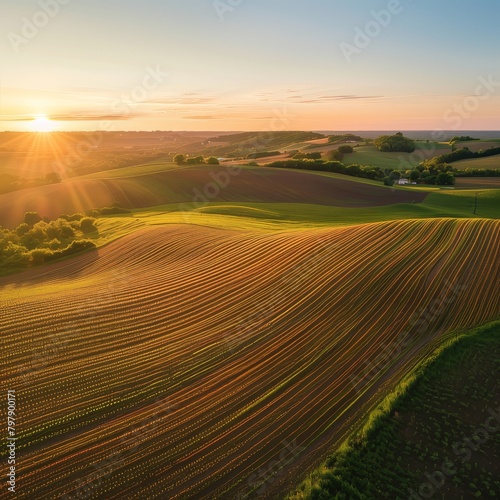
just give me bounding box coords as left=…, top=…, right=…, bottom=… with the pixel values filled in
left=31, top=115, right=55, bottom=132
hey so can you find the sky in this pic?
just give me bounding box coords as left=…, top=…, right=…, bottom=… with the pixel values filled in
left=1, top=0, right=499, bottom=132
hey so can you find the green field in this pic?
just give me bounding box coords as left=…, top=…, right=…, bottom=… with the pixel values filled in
left=453, top=155, right=500, bottom=170
left=288, top=321, right=500, bottom=499
left=2, top=144, right=500, bottom=499
left=342, top=142, right=451, bottom=170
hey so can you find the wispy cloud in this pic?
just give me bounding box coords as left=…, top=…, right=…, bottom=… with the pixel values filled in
left=0, top=116, right=34, bottom=122
left=294, top=94, right=384, bottom=104
left=0, top=114, right=134, bottom=122
left=148, top=92, right=218, bottom=105
left=49, top=114, right=133, bottom=121
left=183, top=115, right=217, bottom=120
left=183, top=113, right=273, bottom=121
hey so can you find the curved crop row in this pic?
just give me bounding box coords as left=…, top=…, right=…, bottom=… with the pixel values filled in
left=1, top=218, right=499, bottom=498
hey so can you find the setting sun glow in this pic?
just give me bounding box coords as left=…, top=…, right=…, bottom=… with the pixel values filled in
left=32, top=115, right=55, bottom=133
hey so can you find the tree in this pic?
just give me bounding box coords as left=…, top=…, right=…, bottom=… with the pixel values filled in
left=409, top=170, right=420, bottom=182
left=383, top=176, right=394, bottom=186
left=389, top=170, right=401, bottom=180
left=24, top=211, right=42, bottom=227
left=16, top=223, right=30, bottom=236
left=329, top=150, right=344, bottom=161
left=374, top=133, right=416, bottom=153
left=173, top=154, right=185, bottom=165
left=338, top=145, right=354, bottom=154
left=346, top=164, right=362, bottom=176
left=436, top=172, right=455, bottom=186
left=186, top=155, right=205, bottom=165
left=207, top=157, right=219, bottom=165
left=80, top=217, right=98, bottom=234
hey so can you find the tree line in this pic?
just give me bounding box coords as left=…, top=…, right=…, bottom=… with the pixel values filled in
left=425, top=146, right=500, bottom=166
left=265, top=159, right=456, bottom=185
left=173, top=154, right=219, bottom=165
left=0, top=172, right=62, bottom=195
left=0, top=212, right=98, bottom=273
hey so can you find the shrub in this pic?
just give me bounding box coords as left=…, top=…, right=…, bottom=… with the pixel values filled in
left=293, top=152, right=322, bottom=160
left=173, top=154, right=185, bottom=165
left=30, top=248, right=53, bottom=265
left=338, top=145, right=354, bottom=154
left=87, top=206, right=130, bottom=216
left=329, top=150, right=344, bottom=161
left=47, top=238, right=63, bottom=250
left=62, top=240, right=96, bottom=256
left=24, top=211, right=42, bottom=226
left=80, top=217, right=98, bottom=234
left=436, top=172, right=455, bottom=185
left=16, top=223, right=30, bottom=236
left=60, top=213, right=84, bottom=222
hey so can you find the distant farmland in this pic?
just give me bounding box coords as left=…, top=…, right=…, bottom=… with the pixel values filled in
left=2, top=218, right=499, bottom=498
left=0, top=165, right=427, bottom=229
left=341, top=142, right=451, bottom=169
left=455, top=177, right=500, bottom=189
left=453, top=155, right=500, bottom=170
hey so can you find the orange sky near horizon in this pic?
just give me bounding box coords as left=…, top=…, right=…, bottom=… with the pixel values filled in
left=1, top=1, right=499, bottom=133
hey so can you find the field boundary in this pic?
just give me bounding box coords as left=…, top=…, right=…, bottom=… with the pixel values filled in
left=286, top=319, right=500, bottom=499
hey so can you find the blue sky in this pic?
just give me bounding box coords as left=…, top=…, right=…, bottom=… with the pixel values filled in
left=1, top=0, right=499, bottom=131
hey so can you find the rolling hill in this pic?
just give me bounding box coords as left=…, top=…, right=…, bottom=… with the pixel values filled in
left=453, top=155, right=500, bottom=170
left=2, top=218, right=499, bottom=498
left=0, top=165, right=427, bottom=229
